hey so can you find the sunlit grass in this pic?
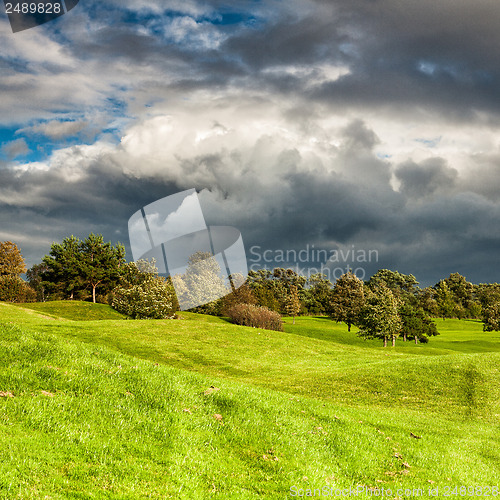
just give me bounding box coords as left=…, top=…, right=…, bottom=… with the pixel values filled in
left=10, top=300, right=126, bottom=321
left=0, top=302, right=499, bottom=498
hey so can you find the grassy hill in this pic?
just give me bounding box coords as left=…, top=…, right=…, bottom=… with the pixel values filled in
left=10, top=300, right=127, bottom=321
left=0, top=301, right=499, bottom=498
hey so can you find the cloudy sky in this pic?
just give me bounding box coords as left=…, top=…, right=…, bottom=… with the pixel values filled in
left=1, top=0, right=500, bottom=286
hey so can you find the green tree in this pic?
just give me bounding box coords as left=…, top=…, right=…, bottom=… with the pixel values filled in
left=474, top=283, right=500, bottom=310
left=247, top=268, right=306, bottom=314
left=0, top=275, right=36, bottom=303
left=42, top=235, right=84, bottom=299
left=272, top=268, right=307, bottom=289
left=112, top=260, right=178, bottom=319
left=80, top=234, right=126, bottom=303
left=304, top=273, right=332, bottom=314
left=42, top=234, right=126, bottom=302
left=271, top=268, right=306, bottom=314
left=417, top=286, right=439, bottom=316
left=367, top=269, right=419, bottom=306
left=467, top=300, right=482, bottom=320
left=444, top=273, right=474, bottom=313
left=285, top=285, right=301, bottom=324
left=329, top=271, right=365, bottom=331
left=418, top=314, right=439, bottom=343
left=482, top=302, right=500, bottom=332
left=399, top=304, right=439, bottom=343
left=0, top=241, right=27, bottom=276
left=247, top=269, right=282, bottom=312
left=358, top=285, right=402, bottom=347
left=26, top=263, right=49, bottom=302
left=434, top=280, right=455, bottom=320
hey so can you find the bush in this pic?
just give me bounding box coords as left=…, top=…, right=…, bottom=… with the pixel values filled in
left=221, top=283, right=257, bottom=316
left=0, top=275, right=36, bottom=303
left=189, top=299, right=223, bottom=316
left=112, top=261, right=178, bottom=319
left=226, top=303, right=283, bottom=331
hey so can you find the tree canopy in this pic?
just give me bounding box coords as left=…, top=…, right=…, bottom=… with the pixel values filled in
left=42, top=234, right=125, bottom=302
left=303, top=273, right=332, bottom=314
left=247, top=268, right=306, bottom=314
left=285, top=285, right=301, bottom=324
left=112, top=259, right=178, bottom=319
left=329, top=271, right=365, bottom=331
left=358, top=285, right=402, bottom=347
left=399, top=304, right=439, bottom=343
left=0, top=242, right=35, bottom=303
left=0, top=241, right=27, bottom=276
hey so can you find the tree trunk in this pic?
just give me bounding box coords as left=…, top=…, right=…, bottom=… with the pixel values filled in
left=383, top=336, right=387, bottom=347
left=392, top=335, right=396, bottom=347
left=92, top=286, right=96, bottom=303
left=403, top=333, right=407, bottom=342
left=414, top=335, right=418, bottom=344
left=70, top=291, right=74, bottom=300
left=292, top=316, right=295, bottom=325
left=347, top=322, right=351, bottom=332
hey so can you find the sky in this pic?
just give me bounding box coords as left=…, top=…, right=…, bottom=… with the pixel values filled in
left=1, top=0, right=500, bottom=286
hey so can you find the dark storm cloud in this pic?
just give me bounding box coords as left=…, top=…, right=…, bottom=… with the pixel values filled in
left=221, top=6, right=347, bottom=70
left=0, top=155, right=185, bottom=264
left=395, top=158, right=458, bottom=199
left=456, top=153, right=500, bottom=202
left=307, top=0, right=500, bottom=118
left=202, top=162, right=500, bottom=286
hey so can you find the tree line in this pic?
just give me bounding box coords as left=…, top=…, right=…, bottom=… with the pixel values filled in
left=0, top=237, right=177, bottom=319
left=2, top=236, right=500, bottom=341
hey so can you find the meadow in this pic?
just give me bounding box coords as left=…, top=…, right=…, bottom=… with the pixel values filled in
left=0, top=301, right=499, bottom=498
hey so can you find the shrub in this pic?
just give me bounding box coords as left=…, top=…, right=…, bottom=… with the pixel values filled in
left=112, top=261, right=178, bottom=319
left=0, top=275, right=37, bottom=303
left=221, top=283, right=257, bottom=316
left=189, top=299, right=223, bottom=317
left=226, top=303, right=283, bottom=331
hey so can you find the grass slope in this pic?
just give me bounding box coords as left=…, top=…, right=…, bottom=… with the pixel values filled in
left=11, top=301, right=126, bottom=321
left=0, top=302, right=499, bottom=498
left=4, top=305, right=499, bottom=416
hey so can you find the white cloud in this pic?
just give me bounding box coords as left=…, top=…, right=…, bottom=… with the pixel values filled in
left=1, top=138, right=30, bottom=158
left=0, top=23, right=74, bottom=68
left=165, top=16, right=227, bottom=49
left=262, top=62, right=351, bottom=85
left=21, top=120, right=88, bottom=140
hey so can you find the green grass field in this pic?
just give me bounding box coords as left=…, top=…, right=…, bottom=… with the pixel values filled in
left=0, top=301, right=499, bottom=498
